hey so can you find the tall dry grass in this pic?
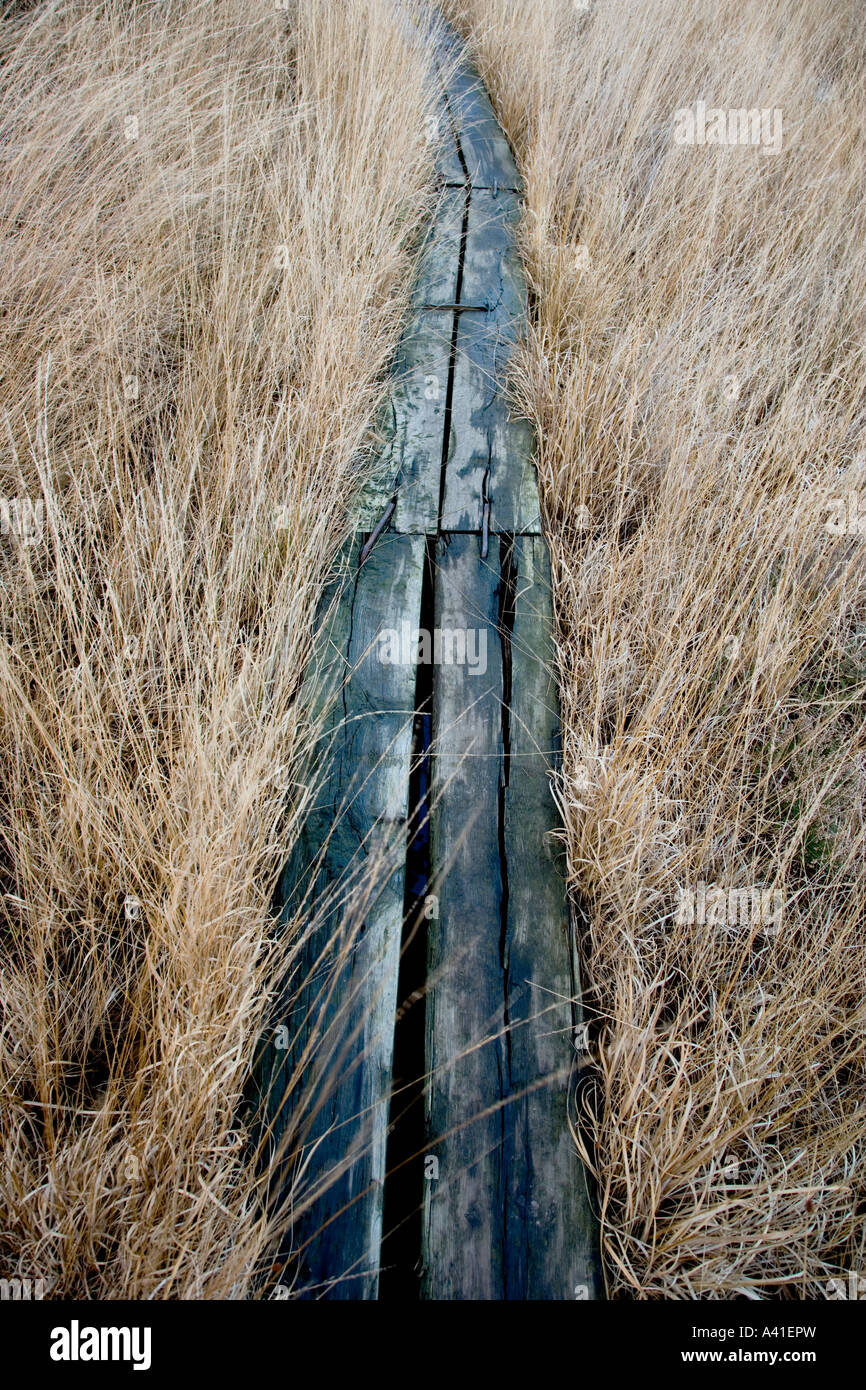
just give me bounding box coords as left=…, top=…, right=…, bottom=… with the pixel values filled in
left=444, top=0, right=866, bottom=1297
left=0, top=0, right=437, bottom=1297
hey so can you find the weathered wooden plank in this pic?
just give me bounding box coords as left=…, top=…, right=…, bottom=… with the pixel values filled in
left=459, top=187, right=526, bottom=319
left=441, top=187, right=540, bottom=533
left=441, top=58, right=520, bottom=191
left=390, top=313, right=452, bottom=533
left=431, top=75, right=468, bottom=187
left=501, top=536, right=603, bottom=1299
left=442, top=316, right=540, bottom=533
left=389, top=1, right=466, bottom=185
left=260, top=532, right=425, bottom=1299
left=423, top=532, right=506, bottom=1299
left=417, top=8, right=471, bottom=186
left=356, top=310, right=452, bottom=533
left=392, top=0, right=520, bottom=190
left=410, top=186, right=465, bottom=309
left=421, top=535, right=602, bottom=1299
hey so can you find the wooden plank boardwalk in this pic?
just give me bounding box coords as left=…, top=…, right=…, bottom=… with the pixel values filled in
left=254, top=4, right=602, bottom=1301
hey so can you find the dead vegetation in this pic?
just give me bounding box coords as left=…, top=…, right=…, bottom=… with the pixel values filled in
left=443, top=0, right=866, bottom=1297
left=0, top=0, right=437, bottom=1298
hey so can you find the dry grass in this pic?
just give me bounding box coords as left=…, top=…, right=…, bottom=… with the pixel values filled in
left=0, top=0, right=437, bottom=1298
left=443, top=0, right=866, bottom=1297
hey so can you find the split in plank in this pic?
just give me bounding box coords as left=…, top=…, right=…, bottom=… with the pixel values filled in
left=257, top=533, right=425, bottom=1299
left=422, top=535, right=601, bottom=1299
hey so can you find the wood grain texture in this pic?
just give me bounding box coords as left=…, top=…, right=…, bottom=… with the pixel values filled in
left=421, top=535, right=601, bottom=1298
left=441, top=188, right=540, bottom=533
left=435, top=26, right=521, bottom=190
left=260, top=533, right=425, bottom=1299
left=410, top=187, right=464, bottom=309
left=460, top=188, right=526, bottom=318
left=501, top=537, right=603, bottom=1299
left=423, top=532, right=506, bottom=1299
left=431, top=78, right=468, bottom=188
left=356, top=310, right=452, bottom=533
left=442, top=315, right=539, bottom=532
left=391, top=1, right=466, bottom=186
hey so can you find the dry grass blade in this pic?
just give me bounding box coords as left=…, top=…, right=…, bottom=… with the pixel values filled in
left=444, top=0, right=866, bottom=1298
left=0, top=0, right=439, bottom=1298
